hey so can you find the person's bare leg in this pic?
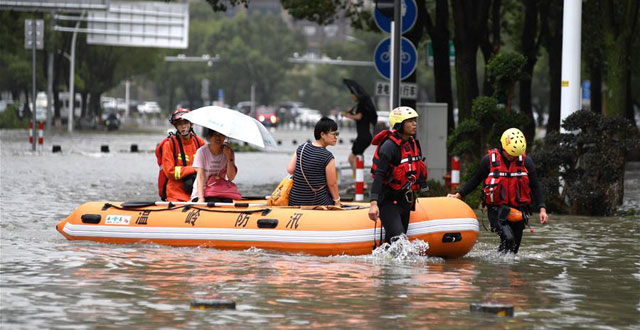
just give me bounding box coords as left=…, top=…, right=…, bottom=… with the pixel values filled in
left=348, top=152, right=356, bottom=178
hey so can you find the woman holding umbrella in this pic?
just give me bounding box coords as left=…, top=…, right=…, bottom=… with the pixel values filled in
left=192, top=128, right=238, bottom=203
left=180, top=105, right=279, bottom=202
left=341, top=79, right=378, bottom=177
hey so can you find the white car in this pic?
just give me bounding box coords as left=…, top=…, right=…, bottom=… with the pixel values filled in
left=296, top=108, right=322, bottom=127
left=137, top=101, right=161, bottom=114
left=376, top=111, right=390, bottom=128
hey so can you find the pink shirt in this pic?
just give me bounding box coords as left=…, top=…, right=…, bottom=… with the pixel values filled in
left=191, top=144, right=228, bottom=200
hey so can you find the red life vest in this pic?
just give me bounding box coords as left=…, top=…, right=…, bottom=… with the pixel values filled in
left=482, top=148, right=532, bottom=207
left=371, top=129, right=428, bottom=192
left=155, top=133, right=202, bottom=201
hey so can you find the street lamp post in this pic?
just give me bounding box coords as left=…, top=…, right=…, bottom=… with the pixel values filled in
left=67, top=19, right=80, bottom=133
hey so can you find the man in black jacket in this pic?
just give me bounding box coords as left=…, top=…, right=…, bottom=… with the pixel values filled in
left=368, top=107, right=428, bottom=244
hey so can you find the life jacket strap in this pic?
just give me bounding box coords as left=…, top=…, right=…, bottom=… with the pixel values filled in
left=492, top=171, right=528, bottom=178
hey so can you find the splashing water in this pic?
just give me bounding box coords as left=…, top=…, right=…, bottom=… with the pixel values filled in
left=369, top=235, right=432, bottom=263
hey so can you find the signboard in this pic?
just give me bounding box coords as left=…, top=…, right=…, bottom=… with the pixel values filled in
left=375, top=81, right=417, bottom=100
left=87, top=1, right=189, bottom=49
left=24, top=19, right=44, bottom=50
left=374, top=37, right=418, bottom=81
left=373, top=0, right=417, bottom=34
left=427, top=41, right=455, bottom=67
left=1, top=0, right=108, bottom=12
left=581, top=81, right=591, bottom=99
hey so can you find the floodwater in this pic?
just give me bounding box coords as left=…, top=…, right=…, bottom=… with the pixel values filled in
left=1, top=128, right=639, bottom=329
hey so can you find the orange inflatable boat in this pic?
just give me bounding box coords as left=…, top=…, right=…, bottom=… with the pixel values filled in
left=56, top=197, right=478, bottom=258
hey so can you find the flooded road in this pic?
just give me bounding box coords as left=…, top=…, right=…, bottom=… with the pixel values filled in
left=1, top=128, right=639, bottom=328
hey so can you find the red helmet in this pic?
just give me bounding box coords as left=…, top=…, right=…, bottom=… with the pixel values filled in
left=170, top=107, right=190, bottom=125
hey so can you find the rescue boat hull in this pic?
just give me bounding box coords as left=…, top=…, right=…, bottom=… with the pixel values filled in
left=57, top=197, right=478, bottom=258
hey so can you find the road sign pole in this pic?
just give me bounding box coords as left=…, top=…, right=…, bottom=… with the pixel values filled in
left=389, top=22, right=395, bottom=112
left=31, top=19, right=37, bottom=151
left=392, top=0, right=401, bottom=109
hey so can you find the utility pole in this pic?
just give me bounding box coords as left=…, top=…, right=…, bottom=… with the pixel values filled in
left=25, top=18, right=43, bottom=151
left=560, top=0, right=582, bottom=132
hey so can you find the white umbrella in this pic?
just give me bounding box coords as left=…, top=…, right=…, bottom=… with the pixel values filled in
left=183, top=106, right=277, bottom=149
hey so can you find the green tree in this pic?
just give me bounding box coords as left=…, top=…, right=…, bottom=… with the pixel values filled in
left=0, top=11, right=48, bottom=117
left=597, top=0, right=639, bottom=119
left=424, top=0, right=455, bottom=133
left=156, top=5, right=306, bottom=109
left=209, top=13, right=305, bottom=105
left=582, top=0, right=605, bottom=115
left=450, top=0, right=491, bottom=121
left=539, top=0, right=563, bottom=132
left=486, top=51, right=526, bottom=113
left=75, top=33, right=161, bottom=121
left=514, top=0, right=544, bottom=140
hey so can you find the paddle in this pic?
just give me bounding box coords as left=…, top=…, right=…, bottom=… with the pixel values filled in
left=120, top=201, right=268, bottom=208
left=240, top=195, right=271, bottom=200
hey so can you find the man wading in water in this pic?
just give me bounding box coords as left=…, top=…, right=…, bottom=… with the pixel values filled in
left=447, top=128, right=549, bottom=254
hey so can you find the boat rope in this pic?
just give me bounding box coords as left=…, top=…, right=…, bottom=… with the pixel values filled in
left=102, top=203, right=269, bottom=214
left=102, top=203, right=183, bottom=212
left=372, top=218, right=377, bottom=250
left=182, top=205, right=269, bottom=214
left=480, top=208, right=490, bottom=232
left=372, top=217, right=384, bottom=250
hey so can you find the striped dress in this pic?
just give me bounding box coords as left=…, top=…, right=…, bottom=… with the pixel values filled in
left=289, top=143, right=334, bottom=206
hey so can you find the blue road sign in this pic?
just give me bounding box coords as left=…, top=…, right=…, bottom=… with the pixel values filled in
left=374, top=0, right=417, bottom=34
left=374, top=37, right=418, bottom=81
left=582, top=81, right=591, bottom=99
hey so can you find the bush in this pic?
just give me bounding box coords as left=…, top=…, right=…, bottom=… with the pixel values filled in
left=447, top=95, right=529, bottom=196
left=533, top=110, right=639, bottom=215
left=0, top=104, right=28, bottom=129
left=486, top=52, right=526, bottom=109
left=446, top=51, right=530, bottom=210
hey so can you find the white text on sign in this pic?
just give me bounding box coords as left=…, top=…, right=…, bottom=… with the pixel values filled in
left=375, top=81, right=417, bottom=100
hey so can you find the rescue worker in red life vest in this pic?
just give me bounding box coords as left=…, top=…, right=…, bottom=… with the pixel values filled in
left=368, top=106, right=428, bottom=244
left=447, top=128, right=549, bottom=254
left=162, top=108, right=205, bottom=201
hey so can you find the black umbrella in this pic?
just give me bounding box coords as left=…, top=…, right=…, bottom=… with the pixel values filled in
left=342, top=78, right=377, bottom=124
left=343, top=78, right=370, bottom=99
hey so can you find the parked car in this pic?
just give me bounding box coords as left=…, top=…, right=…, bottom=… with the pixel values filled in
left=296, top=108, right=322, bottom=127
left=255, top=105, right=279, bottom=127
left=276, top=101, right=303, bottom=125
left=235, top=101, right=254, bottom=115
left=137, top=101, right=161, bottom=114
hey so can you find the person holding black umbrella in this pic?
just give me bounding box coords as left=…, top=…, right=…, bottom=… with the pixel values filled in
left=341, top=79, right=378, bottom=177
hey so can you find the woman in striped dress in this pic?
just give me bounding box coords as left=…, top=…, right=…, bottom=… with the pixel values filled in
left=287, top=117, right=341, bottom=206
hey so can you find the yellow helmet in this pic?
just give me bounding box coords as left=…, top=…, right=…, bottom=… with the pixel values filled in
left=500, top=128, right=527, bottom=157
left=389, top=106, right=419, bottom=128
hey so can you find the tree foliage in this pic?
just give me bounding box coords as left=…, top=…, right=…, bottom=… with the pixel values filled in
left=533, top=110, right=639, bottom=215
left=280, top=0, right=376, bottom=31
left=597, top=0, right=639, bottom=119
left=74, top=33, right=161, bottom=120
left=486, top=51, right=526, bottom=113
left=154, top=5, right=306, bottom=111
left=153, top=3, right=381, bottom=113
left=0, top=12, right=44, bottom=103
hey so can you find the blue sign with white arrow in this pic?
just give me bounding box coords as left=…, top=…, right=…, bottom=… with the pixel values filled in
left=374, top=0, right=417, bottom=34
left=373, top=37, right=418, bottom=81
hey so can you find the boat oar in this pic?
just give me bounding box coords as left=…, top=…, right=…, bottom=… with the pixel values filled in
left=120, top=201, right=268, bottom=208
left=240, top=195, right=270, bottom=200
